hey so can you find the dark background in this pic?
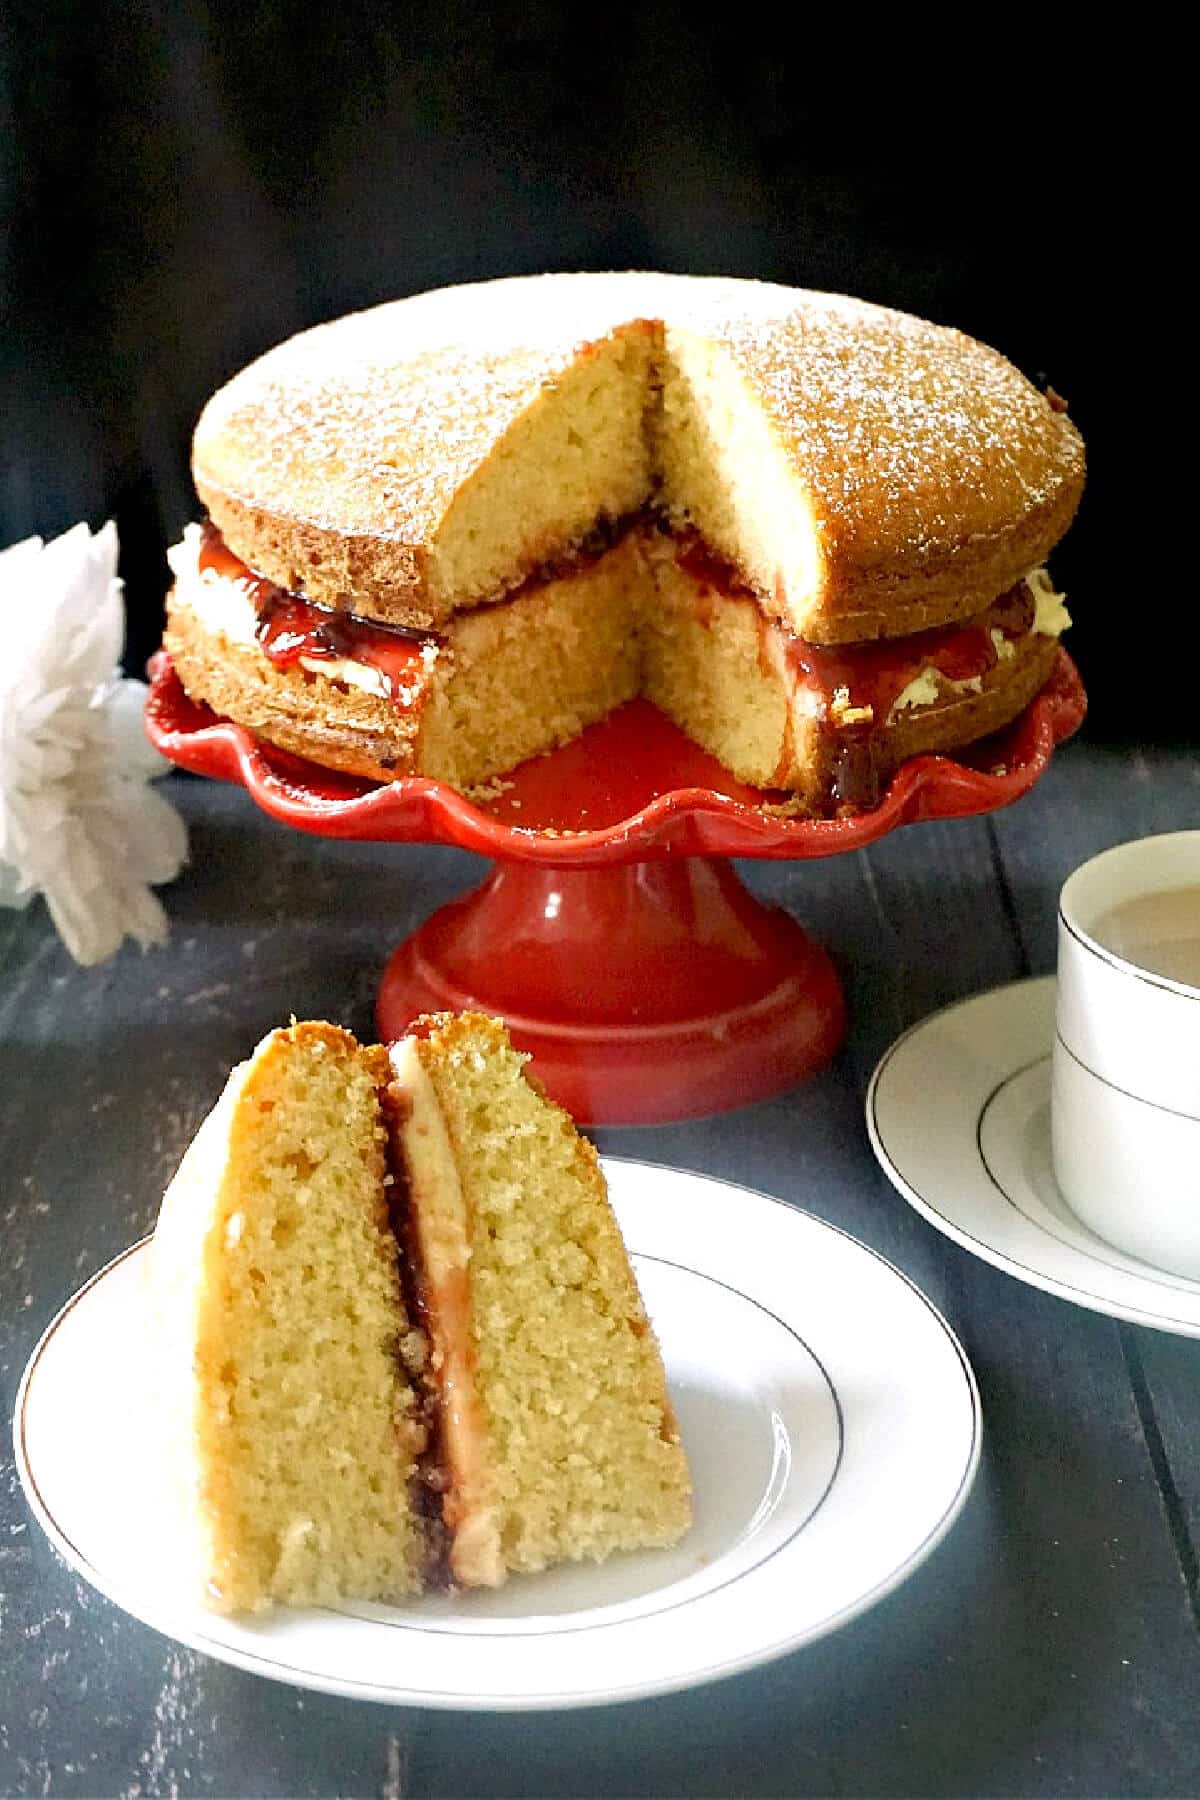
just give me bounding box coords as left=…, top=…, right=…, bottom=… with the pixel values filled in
left=0, top=4, right=1174, bottom=736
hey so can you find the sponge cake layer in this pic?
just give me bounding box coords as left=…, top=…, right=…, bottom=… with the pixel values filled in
left=151, top=1023, right=428, bottom=1613
left=191, top=273, right=1083, bottom=642
left=387, top=1013, right=692, bottom=1579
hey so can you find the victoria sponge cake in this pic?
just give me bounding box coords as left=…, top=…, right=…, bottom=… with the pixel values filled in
left=164, top=273, right=1083, bottom=814
left=152, top=1013, right=691, bottom=1613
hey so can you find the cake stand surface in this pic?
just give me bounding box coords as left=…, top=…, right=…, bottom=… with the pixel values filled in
left=146, top=652, right=1085, bottom=1124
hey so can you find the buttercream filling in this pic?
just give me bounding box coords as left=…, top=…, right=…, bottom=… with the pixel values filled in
left=188, top=522, right=441, bottom=710
left=169, top=525, right=410, bottom=700
left=673, top=535, right=1069, bottom=728
left=382, top=1038, right=502, bottom=1589
left=170, top=521, right=1070, bottom=741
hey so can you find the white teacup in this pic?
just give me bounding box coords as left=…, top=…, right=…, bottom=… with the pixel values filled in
left=1052, top=831, right=1200, bottom=1279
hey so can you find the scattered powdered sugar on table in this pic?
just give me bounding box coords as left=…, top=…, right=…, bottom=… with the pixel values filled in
left=122, top=1648, right=210, bottom=1800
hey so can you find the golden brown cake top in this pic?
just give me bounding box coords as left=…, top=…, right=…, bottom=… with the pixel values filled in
left=197, top=336, right=589, bottom=570
left=192, top=273, right=1083, bottom=636
left=706, top=298, right=1082, bottom=636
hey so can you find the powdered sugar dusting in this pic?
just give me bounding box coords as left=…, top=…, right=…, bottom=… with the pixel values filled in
left=194, top=273, right=688, bottom=542
left=199, top=340, right=585, bottom=541
left=710, top=294, right=1083, bottom=564
left=193, top=271, right=1081, bottom=593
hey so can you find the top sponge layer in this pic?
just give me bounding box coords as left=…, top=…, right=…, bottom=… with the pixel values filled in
left=193, top=272, right=1084, bottom=646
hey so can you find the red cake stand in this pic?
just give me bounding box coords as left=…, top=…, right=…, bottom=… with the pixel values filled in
left=146, top=652, right=1084, bottom=1125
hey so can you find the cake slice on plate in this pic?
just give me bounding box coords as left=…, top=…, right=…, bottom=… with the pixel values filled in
left=152, top=1014, right=690, bottom=1612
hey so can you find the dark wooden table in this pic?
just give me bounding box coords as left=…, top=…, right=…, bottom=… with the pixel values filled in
left=3, top=734, right=1199, bottom=1798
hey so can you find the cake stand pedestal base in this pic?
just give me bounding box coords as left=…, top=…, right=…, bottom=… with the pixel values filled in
left=376, top=856, right=846, bottom=1126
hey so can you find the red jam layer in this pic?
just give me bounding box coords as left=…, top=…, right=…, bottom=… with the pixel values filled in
left=198, top=522, right=436, bottom=713
left=675, top=536, right=1036, bottom=720
left=787, top=587, right=1034, bottom=720
left=197, top=519, right=1038, bottom=750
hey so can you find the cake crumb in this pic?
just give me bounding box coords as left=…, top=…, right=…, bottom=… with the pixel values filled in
left=464, top=775, right=515, bottom=803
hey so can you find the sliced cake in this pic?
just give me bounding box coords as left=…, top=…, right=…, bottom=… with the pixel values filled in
left=164, top=272, right=1084, bottom=814
left=152, top=1013, right=691, bottom=1612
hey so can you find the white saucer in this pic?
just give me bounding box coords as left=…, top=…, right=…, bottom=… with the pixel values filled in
left=867, top=977, right=1200, bottom=1337
left=14, top=1157, right=979, bottom=1710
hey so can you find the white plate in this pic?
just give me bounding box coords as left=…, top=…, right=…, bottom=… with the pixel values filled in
left=867, top=977, right=1200, bottom=1338
left=14, top=1156, right=980, bottom=1710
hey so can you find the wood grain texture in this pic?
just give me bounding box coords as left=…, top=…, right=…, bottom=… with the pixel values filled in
left=2, top=749, right=1199, bottom=1796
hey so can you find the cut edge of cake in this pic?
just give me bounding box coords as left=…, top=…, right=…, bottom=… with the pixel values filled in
left=425, top=321, right=658, bottom=620
left=656, top=322, right=827, bottom=638
left=386, top=1013, right=692, bottom=1585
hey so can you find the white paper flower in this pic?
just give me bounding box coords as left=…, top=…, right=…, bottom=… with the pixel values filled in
left=0, top=521, right=188, bottom=965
